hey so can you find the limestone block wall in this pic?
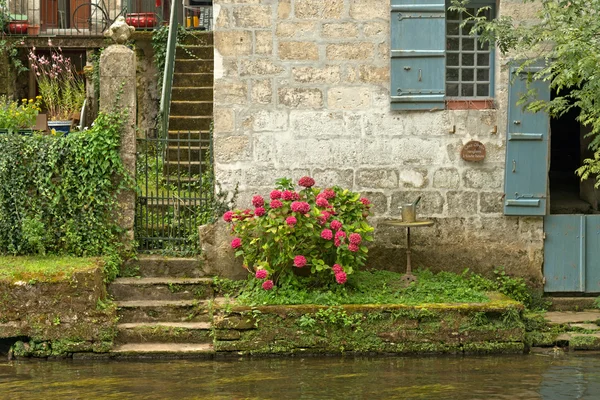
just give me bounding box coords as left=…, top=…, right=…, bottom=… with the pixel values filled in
left=212, top=0, right=544, bottom=284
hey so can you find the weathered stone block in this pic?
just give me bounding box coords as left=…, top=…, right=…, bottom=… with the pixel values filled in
left=214, top=135, right=252, bottom=163
left=279, top=41, right=319, bottom=60
left=232, top=5, right=272, bottom=28
left=433, top=168, right=460, bottom=189
left=198, top=219, right=247, bottom=280
left=278, top=0, right=291, bottom=19
left=252, top=109, right=288, bottom=132
left=240, top=59, right=285, bottom=76
left=327, top=43, right=374, bottom=60
left=391, top=191, right=444, bottom=216
left=276, top=21, right=317, bottom=37
left=214, top=108, right=234, bottom=133
left=322, top=22, right=359, bottom=38
left=363, top=21, right=388, bottom=36
left=215, top=6, right=230, bottom=28
left=357, top=169, right=399, bottom=189
left=290, top=111, right=345, bottom=137
left=278, top=87, right=323, bottom=108
left=480, top=192, right=503, bottom=214
left=255, top=31, right=273, bottom=55
left=349, top=0, right=388, bottom=20
left=357, top=65, right=389, bottom=84
left=214, top=81, right=247, bottom=104
left=463, top=168, right=503, bottom=190
left=213, top=314, right=256, bottom=330
left=327, top=87, right=371, bottom=109
left=312, top=168, right=354, bottom=188
left=399, top=169, right=428, bottom=189
left=214, top=31, right=252, bottom=57
left=292, top=65, right=341, bottom=84
left=447, top=191, right=478, bottom=217
left=294, top=0, right=343, bottom=19
left=251, top=79, right=273, bottom=105
left=362, top=192, right=389, bottom=215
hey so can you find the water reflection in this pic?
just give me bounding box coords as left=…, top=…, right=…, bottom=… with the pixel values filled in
left=1, top=353, right=600, bottom=399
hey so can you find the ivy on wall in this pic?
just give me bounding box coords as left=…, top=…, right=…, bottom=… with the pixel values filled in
left=0, top=109, right=132, bottom=280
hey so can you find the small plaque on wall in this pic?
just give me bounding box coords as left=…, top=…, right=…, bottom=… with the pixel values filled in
left=461, top=141, right=486, bottom=162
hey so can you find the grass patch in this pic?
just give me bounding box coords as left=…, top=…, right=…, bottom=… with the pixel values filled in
left=0, top=256, right=100, bottom=282
left=228, top=270, right=497, bottom=307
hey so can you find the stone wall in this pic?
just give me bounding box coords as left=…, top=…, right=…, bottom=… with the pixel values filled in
left=212, top=0, right=544, bottom=284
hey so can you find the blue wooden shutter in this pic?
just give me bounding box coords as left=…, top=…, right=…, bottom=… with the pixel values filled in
left=504, top=65, right=550, bottom=215
left=390, top=0, right=446, bottom=111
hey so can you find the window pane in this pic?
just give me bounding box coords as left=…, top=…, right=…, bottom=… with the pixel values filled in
left=477, top=69, right=489, bottom=81
left=462, top=54, right=474, bottom=66
left=447, top=9, right=460, bottom=20
left=447, top=23, right=459, bottom=35
left=447, top=53, right=459, bottom=66
left=462, top=38, right=474, bottom=50
left=461, top=22, right=474, bottom=35
left=477, top=53, right=490, bottom=66
left=477, top=40, right=489, bottom=51
left=462, top=69, right=474, bottom=81
left=447, top=38, right=459, bottom=51
left=446, top=68, right=459, bottom=81
left=461, top=84, right=474, bottom=97
left=477, top=84, right=489, bottom=97
left=446, top=83, right=459, bottom=97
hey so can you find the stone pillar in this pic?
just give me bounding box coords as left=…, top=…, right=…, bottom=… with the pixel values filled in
left=99, top=44, right=136, bottom=247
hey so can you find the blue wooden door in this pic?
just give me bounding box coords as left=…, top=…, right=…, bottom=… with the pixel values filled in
left=504, top=65, right=550, bottom=216
left=544, top=215, right=600, bottom=293
left=390, top=0, right=445, bottom=111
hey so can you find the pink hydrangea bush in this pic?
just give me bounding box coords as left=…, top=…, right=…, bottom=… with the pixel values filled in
left=222, top=177, right=374, bottom=290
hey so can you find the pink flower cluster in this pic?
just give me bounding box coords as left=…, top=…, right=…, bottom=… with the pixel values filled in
left=223, top=210, right=234, bottom=222
left=262, top=280, right=274, bottom=290
left=319, top=189, right=336, bottom=200
left=252, top=195, right=265, bottom=208
left=255, top=269, right=268, bottom=279
left=270, top=190, right=282, bottom=200
left=231, top=237, right=242, bottom=249
left=330, top=220, right=342, bottom=231
left=255, top=207, right=266, bottom=217
left=291, top=201, right=311, bottom=214
left=282, top=190, right=300, bottom=201
left=286, top=216, right=297, bottom=226
left=332, top=264, right=347, bottom=284
left=298, top=176, right=315, bottom=188
left=334, top=230, right=346, bottom=247
left=270, top=199, right=283, bottom=209
left=294, top=255, right=307, bottom=268
left=321, top=229, right=333, bottom=240
left=316, top=197, right=329, bottom=208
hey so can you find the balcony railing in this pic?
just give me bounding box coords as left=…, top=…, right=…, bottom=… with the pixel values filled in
left=1, top=0, right=182, bottom=36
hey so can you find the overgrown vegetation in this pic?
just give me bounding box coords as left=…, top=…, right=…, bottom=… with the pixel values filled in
left=217, top=268, right=538, bottom=308
left=0, top=256, right=99, bottom=282
left=0, top=107, right=133, bottom=280
left=451, top=0, right=600, bottom=187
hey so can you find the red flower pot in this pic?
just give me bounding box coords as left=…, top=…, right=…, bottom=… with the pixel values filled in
left=8, top=21, right=28, bottom=34
left=125, top=13, right=158, bottom=28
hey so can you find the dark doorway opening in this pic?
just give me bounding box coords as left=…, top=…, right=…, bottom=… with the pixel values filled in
left=549, top=89, right=598, bottom=214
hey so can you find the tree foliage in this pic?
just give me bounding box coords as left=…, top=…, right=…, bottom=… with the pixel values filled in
left=451, top=0, right=600, bottom=185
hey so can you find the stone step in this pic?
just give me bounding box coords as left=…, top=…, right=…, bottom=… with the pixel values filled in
left=545, top=310, right=600, bottom=325
left=168, top=129, right=211, bottom=140
left=173, top=72, right=213, bottom=87
left=166, top=146, right=209, bottom=163
left=108, top=277, right=214, bottom=301
left=110, top=343, right=214, bottom=358
left=172, top=87, right=213, bottom=102
left=175, top=59, right=213, bottom=74
left=122, top=255, right=203, bottom=278
left=115, top=322, right=212, bottom=344
left=555, top=332, right=600, bottom=350
left=546, top=297, right=597, bottom=311
left=116, top=300, right=211, bottom=323
left=180, top=32, right=213, bottom=46
left=168, top=116, right=212, bottom=131
left=170, top=100, right=213, bottom=116
left=176, top=45, right=213, bottom=60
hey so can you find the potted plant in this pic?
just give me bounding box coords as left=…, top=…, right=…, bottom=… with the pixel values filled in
left=28, top=45, right=85, bottom=134
left=6, top=13, right=28, bottom=34
left=0, top=95, right=42, bottom=134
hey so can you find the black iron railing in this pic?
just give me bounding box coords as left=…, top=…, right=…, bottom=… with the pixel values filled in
left=135, top=130, right=213, bottom=254
left=2, top=0, right=170, bottom=36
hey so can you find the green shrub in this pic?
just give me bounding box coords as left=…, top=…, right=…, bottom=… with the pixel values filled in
left=0, top=109, right=132, bottom=280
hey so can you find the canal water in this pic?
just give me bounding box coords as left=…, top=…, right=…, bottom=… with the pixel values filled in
left=1, top=353, right=600, bottom=399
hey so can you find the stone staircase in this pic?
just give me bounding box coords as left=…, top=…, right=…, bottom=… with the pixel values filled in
left=109, top=256, right=215, bottom=358
left=166, top=32, right=213, bottom=178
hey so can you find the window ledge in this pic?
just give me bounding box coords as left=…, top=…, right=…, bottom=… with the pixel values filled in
left=446, top=99, right=495, bottom=110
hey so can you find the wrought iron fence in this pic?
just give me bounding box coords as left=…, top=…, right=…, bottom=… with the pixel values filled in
left=2, top=0, right=167, bottom=36
left=135, top=129, right=213, bottom=254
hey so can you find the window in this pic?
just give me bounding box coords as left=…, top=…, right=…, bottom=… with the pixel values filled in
left=390, top=0, right=495, bottom=111
left=446, top=4, right=494, bottom=99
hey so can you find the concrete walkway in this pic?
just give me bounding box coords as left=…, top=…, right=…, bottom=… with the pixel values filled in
left=544, top=310, right=600, bottom=350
